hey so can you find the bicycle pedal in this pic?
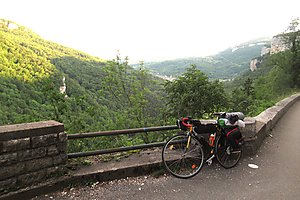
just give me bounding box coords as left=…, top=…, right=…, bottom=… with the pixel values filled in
left=207, top=160, right=212, bottom=166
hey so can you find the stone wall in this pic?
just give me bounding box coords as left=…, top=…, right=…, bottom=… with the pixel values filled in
left=0, top=121, right=67, bottom=196
left=243, top=93, right=300, bottom=155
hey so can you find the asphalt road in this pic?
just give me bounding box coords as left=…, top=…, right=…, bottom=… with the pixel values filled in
left=34, top=101, right=300, bottom=200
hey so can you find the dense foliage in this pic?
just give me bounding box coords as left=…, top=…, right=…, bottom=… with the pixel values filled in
left=164, top=65, right=228, bottom=118
left=0, top=19, right=167, bottom=153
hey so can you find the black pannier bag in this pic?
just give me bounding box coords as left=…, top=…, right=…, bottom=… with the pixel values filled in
left=194, top=123, right=217, bottom=137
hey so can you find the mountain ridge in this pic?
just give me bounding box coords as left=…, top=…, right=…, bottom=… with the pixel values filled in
left=139, top=38, right=271, bottom=79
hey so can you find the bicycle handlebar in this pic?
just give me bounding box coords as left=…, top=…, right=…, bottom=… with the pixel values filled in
left=181, top=117, right=193, bottom=128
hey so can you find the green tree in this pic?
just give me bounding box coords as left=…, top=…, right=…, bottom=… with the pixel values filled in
left=41, top=76, right=67, bottom=122
left=231, top=78, right=255, bottom=114
left=242, top=78, right=254, bottom=97
left=164, top=65, right=227, bottom=118
left=282, top=18, right=300, bottom=87
left=100, top=55, right=164, bottom=142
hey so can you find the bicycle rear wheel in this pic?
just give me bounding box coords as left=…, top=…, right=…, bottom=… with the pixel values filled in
left=162, top=134, right=204, bottom=178
left=215, top=134, right=242, bottom=169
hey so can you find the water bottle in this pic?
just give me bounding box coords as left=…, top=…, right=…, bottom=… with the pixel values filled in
left=209, top=133, right=216, bottom=147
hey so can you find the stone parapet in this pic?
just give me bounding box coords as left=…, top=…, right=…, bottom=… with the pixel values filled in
left=0, top=121, right=66, bottom=196
left=248, top=93, right=300, bottom=155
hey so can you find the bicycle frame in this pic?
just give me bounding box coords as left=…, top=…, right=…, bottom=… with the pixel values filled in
left=186, top=127, right=193, bottom=148
left=190, top=124, right=223, bottom=166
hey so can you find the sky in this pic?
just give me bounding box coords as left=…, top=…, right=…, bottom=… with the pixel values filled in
left=1, top=0, right=299, bottom=63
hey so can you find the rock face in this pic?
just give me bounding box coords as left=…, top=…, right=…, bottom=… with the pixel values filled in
left=251, top=35, right=290, bottom=71
left=59, top=76, right=67, bottom=94
left=59, top=76, right=69, bottom=98
left=250, top=58, right=262, bottom=71
left=260, top=35, right=288, bottom=57
left=260, top=46, right=270, bottom=56
left=270, top=35, right=289, bottom=54
left=250, top=59, right=258, bottom=71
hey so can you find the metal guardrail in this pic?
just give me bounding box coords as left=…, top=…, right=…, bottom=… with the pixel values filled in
left=67, top=125, right=178, bottom=158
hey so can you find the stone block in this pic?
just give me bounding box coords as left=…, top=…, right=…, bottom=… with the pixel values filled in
left=47, top=145, right=59, bottom=156
left=46, top=166, right=61, bottom=175
left=31, top=134, right=57, bottom=148
left=0, top=121, right=64, bottom=141
left=18, top=147, right=47, bottom=161
left=25, top=157, right=53, bottom=172
left=0, top=138, right=30, bottom=153
left=0, top=163, right=25, bottom=181
left=17, top=169, right=47, bottom=186
left=16, top=138, right=31, bottom=151
left=0, top=177, right=17, bottom=195
left=57, top=142, right=67, bottom=153
left=255, top=124, right=268, bottom=148
left=266, top=106, right=285, bottom=128
left=255, top=111, right=272, bottom=133
left=52, top=154, right=68, bottom=166
left=58, top=132, right=67, bottom=142
left=46, top=165, right=66, bottom=177
left=241, top=117, right=256, bottom=137
left=0, top=152, right=18, bottom=165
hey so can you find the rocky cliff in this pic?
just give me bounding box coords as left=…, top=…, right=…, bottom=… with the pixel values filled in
left=250, top=35, right=289, bottom=71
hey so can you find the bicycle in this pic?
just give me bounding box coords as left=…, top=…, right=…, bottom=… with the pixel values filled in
left=161, top=113, right=244, bottom=179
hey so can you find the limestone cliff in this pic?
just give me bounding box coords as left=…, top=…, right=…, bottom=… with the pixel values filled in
left=250, top=35, right=290, bottom=71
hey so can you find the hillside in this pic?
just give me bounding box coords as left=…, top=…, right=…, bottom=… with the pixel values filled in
left=141, top=38, right=271, bottom=79
left=0, top=19, right=165, bottom=136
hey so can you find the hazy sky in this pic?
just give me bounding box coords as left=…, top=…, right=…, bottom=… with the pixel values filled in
left=1, top=0, right=299, bottom=63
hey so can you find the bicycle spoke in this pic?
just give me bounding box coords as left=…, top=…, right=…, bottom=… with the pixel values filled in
left=219, top=150, right=226, bottom=162
left=162, top=135, right=204, bottom=178
left=223, top=153, right=229, bottom=164
left=215, top=135, right=242, bottom=169
left=167, top=159, right=182, bottom=168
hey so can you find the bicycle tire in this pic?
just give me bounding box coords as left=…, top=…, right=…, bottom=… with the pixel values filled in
left=215, top=134, right=242, bottom=169
left=162, top=134, right=204, bottom=178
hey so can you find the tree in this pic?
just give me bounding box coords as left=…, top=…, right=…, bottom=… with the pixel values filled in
left=242, top=78, right=254, bottom=97
left=101, top=55, right=163, bottom=127
left=41, top=76, right=67, bottom=122
left=282, top=18, right=300, bottom=87
left=231, top=78, right=255, bottom=114
left=164, top=65, right=227, bottom=118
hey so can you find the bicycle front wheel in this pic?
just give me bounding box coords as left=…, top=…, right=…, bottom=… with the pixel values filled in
left=162, top=134, right=204, bottom=179
left=215, top=134, right=242, bottom=169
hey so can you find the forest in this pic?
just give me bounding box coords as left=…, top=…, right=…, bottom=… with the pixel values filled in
left=0, top=18, right=299, bottom=154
